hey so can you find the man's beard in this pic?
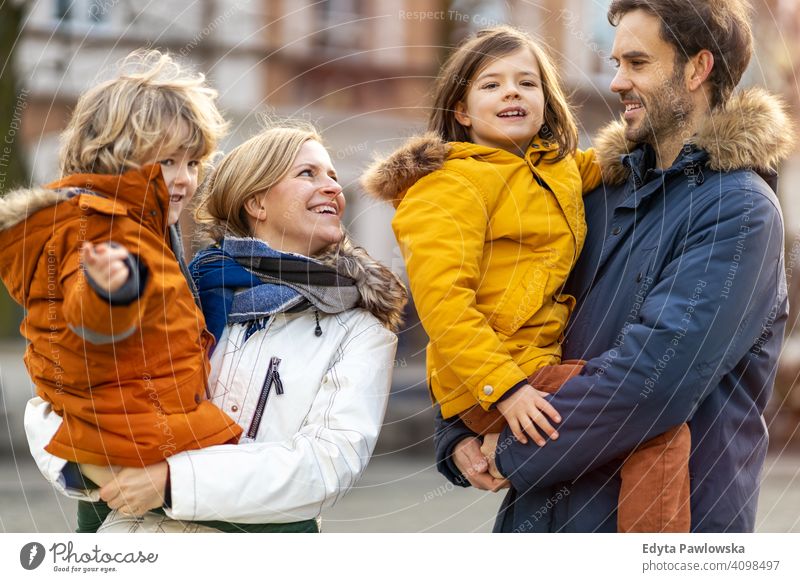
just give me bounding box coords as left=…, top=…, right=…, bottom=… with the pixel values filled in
left=624, top=67, right=694, bottom=147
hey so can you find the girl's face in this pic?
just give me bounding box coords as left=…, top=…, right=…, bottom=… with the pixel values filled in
left=455, top=48, right=545, bottom=155
left=248, top=140, right=345, bottom=256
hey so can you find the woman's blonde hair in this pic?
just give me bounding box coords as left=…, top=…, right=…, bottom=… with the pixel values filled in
left=59, top=49, right=228, bottom=176
left=429, top=25, right=578, bottom=160
left=195, top=120, right=322, bottom=242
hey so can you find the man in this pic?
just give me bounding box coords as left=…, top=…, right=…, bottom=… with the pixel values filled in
left=434, top=0, right=794, bottom=532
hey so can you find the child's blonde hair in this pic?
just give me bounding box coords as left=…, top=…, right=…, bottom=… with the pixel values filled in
left=59, top=49, right=228, bottom=176
left=195, top=120, right=322, bottom=241
left=429, top=25, right=578, bottom=160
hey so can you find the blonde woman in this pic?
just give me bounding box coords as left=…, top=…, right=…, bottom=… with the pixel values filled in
left=31, top=122, right=407, bottom=532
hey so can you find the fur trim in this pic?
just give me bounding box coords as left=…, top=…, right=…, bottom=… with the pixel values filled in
left=595, top=87, right=796, bottom=185
left=0, top=187, right=68, bottom=231
left=361, top=133, right=451, bottom=203
left=319, top=237, right=408, bottom=332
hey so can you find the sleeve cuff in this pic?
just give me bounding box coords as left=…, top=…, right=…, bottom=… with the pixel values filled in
left=492, top=378, right=529, bottom=408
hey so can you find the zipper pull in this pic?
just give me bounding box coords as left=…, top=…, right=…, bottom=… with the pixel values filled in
left=272, top=357, right=284, bottom=395
left=314, top=309, right=322, bottom=337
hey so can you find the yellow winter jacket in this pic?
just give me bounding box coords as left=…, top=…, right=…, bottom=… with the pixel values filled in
left=362, top=134, right=601, bottom=418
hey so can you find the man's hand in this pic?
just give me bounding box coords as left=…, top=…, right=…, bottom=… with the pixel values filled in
left=480, top=432, right=505, bottom=479
left=81, top=241, right=130, bottom=294
left=496, top=384, right=561, bottom=445
left=99, top=462, right=168, bottom=516
left=452, top=436, right=509, bottom=492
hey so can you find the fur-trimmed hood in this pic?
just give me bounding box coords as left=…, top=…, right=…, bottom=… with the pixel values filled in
left=596, top=87, right=796, bottom=185
left=0, top=186, right=69, bottom=231
left=312, top=239, right=407, bottom=332
left=361, top=133, right=452, bottom=205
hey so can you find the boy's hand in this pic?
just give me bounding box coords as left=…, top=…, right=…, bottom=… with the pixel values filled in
left=81, top=242, right=130, bottom=294
left=495, top=384, right=561, bottom=446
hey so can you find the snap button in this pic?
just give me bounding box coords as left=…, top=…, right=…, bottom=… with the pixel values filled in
left=611, top=226, right=622, bottom=235
left=231, top=405, right=239, bottom=412
left=483, top=385, right=494, bottom=396
left=194, top=394, right=201, bottom=404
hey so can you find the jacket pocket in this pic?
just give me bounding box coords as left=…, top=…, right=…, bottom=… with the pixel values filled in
left=491, top=265, right=549, bottom=336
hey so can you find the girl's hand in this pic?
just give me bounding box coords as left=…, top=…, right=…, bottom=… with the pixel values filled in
left=495, top=384, right=561, bottom=446
left=99, top=462, right=168, bottom=516
left=81, top=242, right=130, bottom=294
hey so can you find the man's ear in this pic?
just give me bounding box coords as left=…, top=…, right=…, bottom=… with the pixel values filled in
left=243, top=192, right=267, bottom=222
left=687, top=49, right=714, bottom=92
left=454, top=101, right=471, bottom=128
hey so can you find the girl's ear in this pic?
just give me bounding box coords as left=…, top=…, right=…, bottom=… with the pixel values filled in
left=243, top=192, right=267, bottom=222
left=454, top=101, right=471, bottom=128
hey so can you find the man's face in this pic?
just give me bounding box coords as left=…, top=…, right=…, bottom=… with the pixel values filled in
left=610, top=9, right=694, bottom=147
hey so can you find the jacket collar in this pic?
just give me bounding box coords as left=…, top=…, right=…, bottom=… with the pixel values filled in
left=0, top=164, right=169, bottom=232
left=595, top=87, right=795, bottom=188
left=360, top=134, right=557, bottom=206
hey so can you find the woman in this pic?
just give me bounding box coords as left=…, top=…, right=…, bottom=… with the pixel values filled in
left=26, top=122, right=407, bottom=532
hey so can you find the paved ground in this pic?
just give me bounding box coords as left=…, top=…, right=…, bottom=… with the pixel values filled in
left=1, top=451, right=798, bottom=533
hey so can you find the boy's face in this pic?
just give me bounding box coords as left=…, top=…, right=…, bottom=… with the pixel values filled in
left=155, top=147, right=201, bottom=226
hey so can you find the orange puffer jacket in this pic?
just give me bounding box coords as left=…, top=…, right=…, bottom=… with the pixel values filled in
left=0, top=165, right=241, bottom=466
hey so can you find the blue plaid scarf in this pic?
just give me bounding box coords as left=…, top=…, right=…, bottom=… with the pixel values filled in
left=190, top=237, right=359, bottom=343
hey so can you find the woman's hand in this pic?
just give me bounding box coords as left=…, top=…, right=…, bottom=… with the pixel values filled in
left=495, top=384, right=561, bottom=445
left=81, top=241, right=130, bottom=294
left=99, top=462, right=168, bottom=516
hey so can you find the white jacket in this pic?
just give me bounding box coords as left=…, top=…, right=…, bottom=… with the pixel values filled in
left=25, top=307, right=398, bottom=524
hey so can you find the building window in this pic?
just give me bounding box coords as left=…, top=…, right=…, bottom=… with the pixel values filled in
left=312, top=0, right=366, bottom=51
left=54, top=0, right=110, bottom=25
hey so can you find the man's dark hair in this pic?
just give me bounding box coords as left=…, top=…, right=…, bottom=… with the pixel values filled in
left=608, top=0, right=753, bottom=108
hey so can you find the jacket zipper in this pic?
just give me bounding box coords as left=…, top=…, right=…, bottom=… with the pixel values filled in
left=246, top=356, right=283, bottom=439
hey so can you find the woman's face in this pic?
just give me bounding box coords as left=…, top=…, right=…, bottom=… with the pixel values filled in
left=250, top=140, right=345, bottom=256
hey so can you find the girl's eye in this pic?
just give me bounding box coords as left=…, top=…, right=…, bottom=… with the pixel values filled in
left=188, top=160, right=200, bottom=169
left=160, top=159, right=174, bottom=167
left=481, top=82, right=499, bottom=90
left=521, top=80, right=537, bottom=87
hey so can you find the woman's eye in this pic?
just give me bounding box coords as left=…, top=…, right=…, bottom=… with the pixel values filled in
left=299, top=169, right=313, bottom=177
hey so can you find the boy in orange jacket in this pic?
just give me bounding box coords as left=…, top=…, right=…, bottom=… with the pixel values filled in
left=0, top=50, right=242, bottom=498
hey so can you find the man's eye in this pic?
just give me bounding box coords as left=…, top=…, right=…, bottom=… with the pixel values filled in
left=631, top=61, right=645, bottom=67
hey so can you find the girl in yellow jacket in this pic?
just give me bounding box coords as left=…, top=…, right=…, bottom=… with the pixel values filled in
left=364, top=26, right=600, bottom=444
left=363, top=26, right=691, bottom=531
